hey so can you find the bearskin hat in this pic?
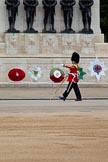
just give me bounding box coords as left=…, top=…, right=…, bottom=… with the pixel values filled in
left=71, top=52, right=80, bottom=64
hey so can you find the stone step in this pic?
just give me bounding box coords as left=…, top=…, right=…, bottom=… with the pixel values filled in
left=0, top=33, right=106, bottom=57
left=2, top=33, right=105, bottom=55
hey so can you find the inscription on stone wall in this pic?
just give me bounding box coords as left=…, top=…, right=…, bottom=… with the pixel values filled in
left=5, top=34, right=18, bottom=54
left=81, top=35, right=95, bottom=55
left=4, top=33, right=105, bottom=57
left=25, top=35, right=39, bottom=54
left=41, top=35, right=59, bottom=54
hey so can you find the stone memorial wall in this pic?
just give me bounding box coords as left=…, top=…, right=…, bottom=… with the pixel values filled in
left=0, top=0, right=108, bottom=87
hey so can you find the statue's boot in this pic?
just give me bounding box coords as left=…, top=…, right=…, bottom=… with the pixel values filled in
left=52, top=26, right=56, bottom=33
left=68, top=28, right=75, bottom=33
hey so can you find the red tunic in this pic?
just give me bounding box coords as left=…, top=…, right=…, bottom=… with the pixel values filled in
left=64, top=63, right=78, bottom=82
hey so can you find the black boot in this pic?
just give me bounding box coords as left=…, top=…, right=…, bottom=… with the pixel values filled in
left=59, top=96, right=66, bottom=101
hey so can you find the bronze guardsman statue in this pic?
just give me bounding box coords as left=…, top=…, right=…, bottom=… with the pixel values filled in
left=5, top=0, right=20, bottom=33
left=60, top=0, right=76, bottom=33
left=23, top=0, right=39, bottom=33
left=79, top=0, right=94, bottom=34
left=42, top=0, right=57, bottom=33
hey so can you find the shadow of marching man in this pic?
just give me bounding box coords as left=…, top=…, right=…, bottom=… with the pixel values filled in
left=79, top=0, right=94, bottom=34
left=23, top=0, right=39, bottom=33
left=5, top=0, right=20, bottom=33
left=60, top=0, right=76, bottom=33
left=42, top=0, right=57, bottom=33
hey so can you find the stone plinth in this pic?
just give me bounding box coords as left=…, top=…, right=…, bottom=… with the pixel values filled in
left=95, top=43, right=108, bottom=57
left=0, top=57, right=108, bottom=87
left=0, top=0, right=106, bottom=88
left=2, top=33, right=104, bottom=57
left=0, top=33, right=108, bottom=87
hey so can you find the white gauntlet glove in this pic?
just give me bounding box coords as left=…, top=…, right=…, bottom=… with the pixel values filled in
left=60, top=64, right=64, bottom=67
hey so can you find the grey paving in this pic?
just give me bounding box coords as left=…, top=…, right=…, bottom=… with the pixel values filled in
left=0, top=87, right=108, bottom=99
left=0, top=87, right=108, bottom=114
left=0, top=99, right=108, bottom=114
